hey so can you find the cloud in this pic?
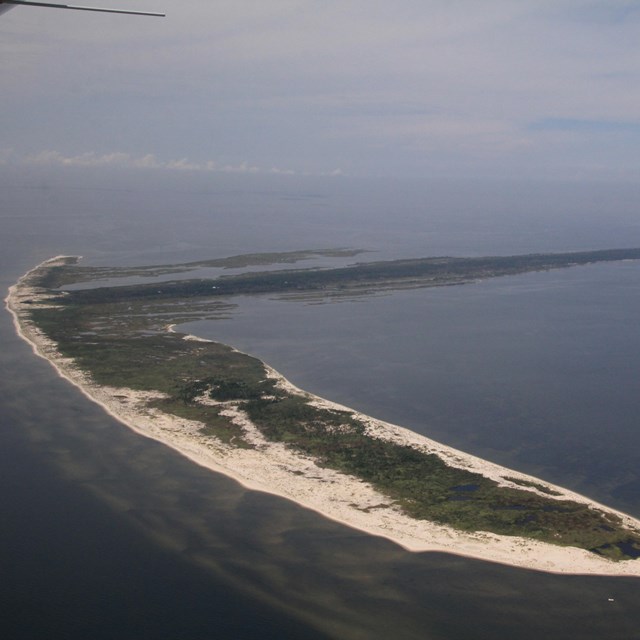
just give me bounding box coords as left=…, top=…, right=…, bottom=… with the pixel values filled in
left=19, top=149, right=341, bottom=177
left=3, top=2, right=640, bottom=180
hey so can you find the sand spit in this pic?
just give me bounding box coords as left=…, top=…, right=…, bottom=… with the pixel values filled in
left=6, top=257, right=640, bottom=576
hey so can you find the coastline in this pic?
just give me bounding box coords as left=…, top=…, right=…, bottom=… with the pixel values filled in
left=6, top=257, right=640, bottom=576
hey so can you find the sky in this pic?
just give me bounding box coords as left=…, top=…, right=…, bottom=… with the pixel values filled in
left=1, top=0, right=640, bottom=181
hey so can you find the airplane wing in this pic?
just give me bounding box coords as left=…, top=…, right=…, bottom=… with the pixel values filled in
left=0, top=1, right=164, bottom=16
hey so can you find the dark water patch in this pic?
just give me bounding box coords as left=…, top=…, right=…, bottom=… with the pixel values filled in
left=494, top=504, right=529, bottom=511
left=591, top=541, right=640, bottom=561
left=617, top=541, right=640, bottom=560
left=448, top=484, right=480, bottom=500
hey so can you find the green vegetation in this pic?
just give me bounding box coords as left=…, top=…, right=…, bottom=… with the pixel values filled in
left=240, top=395, right=639, bottom=556
left=20, top=249, right=640, bottom=561
left=60, top=247, right=640, bottom=305
left=28, top=300, right=267, bottom=447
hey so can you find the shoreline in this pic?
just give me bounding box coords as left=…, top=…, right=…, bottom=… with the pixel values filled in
left=6, top=256, right=640, bottom=577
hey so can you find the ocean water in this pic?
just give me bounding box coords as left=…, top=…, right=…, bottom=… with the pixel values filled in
left=2, top=168, right=640, bottom=639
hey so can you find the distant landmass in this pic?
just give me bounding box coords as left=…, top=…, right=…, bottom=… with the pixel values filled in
left=7, top=248, right=640, bottom=575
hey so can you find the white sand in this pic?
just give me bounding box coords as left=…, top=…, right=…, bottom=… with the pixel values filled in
left=6, top=256, right=640, bottom=576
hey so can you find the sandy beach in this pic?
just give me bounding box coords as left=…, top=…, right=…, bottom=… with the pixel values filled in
left=6, top=256, right=640, bottom=576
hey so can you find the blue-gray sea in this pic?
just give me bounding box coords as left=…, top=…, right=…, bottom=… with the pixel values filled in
left=2, top=166, right=640, bottom=639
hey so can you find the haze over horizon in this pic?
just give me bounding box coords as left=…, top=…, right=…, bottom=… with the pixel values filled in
left=2, top=1, right=640, bottom=183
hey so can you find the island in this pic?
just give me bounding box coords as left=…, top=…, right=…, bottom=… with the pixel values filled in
left=7, top=248, right=640, bottom=576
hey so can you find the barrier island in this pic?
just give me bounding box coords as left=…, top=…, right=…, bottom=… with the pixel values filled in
left=7, top=248, right=640, bottom=575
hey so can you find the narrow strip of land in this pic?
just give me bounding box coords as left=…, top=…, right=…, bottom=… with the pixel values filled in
left=46, top=247, right=640, bottom=303
left=7, top=250, right=640, bottom=575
